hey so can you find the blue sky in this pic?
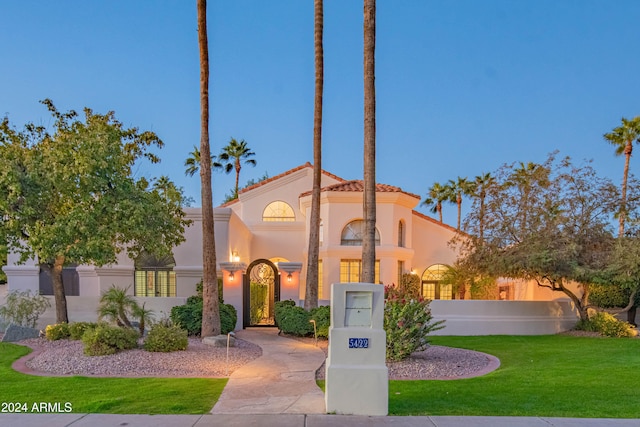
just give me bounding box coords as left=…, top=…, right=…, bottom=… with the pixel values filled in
left=2, top=1, right=639, bottom=226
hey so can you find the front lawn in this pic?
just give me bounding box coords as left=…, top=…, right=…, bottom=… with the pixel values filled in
left=389, top=335, right=640, bottom=417
left=0, top=343, right=227, bottom=414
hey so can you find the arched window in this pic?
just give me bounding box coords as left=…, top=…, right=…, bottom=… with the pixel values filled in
left=341, top=220, right=380, bottom=246
left=421, top=264, right=453, bottom=300
left=398, top=220, right=405, bottom=247
left=262, top=201, right=295, bottom=222
left=135, top=252, right=176, bottom=297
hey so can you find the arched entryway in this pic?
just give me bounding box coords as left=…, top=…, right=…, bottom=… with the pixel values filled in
left=243, top=259, right=281, bottom=327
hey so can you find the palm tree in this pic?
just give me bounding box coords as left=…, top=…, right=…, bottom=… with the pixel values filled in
left=422, top=182, right=449, bottom=223
left=304, top=0, right=323, bottom=310
left=361, top=0, right=376, bottom=283
left=216, top=138, right=256, bottom=197
left=448, top=177, right=475, bottom=231
left=472, top=172, right=495, bottom=241
left=604, top=116, right=640, bottom=237
left=98, top=285, right=137, bottom=328
left=197, top=0, right=221, bottom=337
left=184, top=145, right=219, bottom=177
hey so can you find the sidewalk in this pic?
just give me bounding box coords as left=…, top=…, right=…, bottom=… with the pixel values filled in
left=1, top=413, right=640, bottom=427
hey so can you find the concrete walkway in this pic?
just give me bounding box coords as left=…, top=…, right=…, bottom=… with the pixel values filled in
left=211, top=327, right=326, bottom=414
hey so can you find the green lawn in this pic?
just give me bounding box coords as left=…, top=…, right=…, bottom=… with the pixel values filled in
left=388, top=335, right=640, bottom=417
left=0, top=343, right=227, bottom=414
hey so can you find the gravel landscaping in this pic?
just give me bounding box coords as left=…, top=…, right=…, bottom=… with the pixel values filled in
left=7, top=333, right=498, bottom=380
left=16, top=337, right=262, bottom=378
left=301, top=338, right=498, bottom=380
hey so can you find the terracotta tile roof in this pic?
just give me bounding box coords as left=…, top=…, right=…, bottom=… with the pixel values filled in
left=217, top=163, right=346, bottom=207
left=301, top=180, right=421, bottom=200
left=411, top=210, right=461, bottom=234
left=238, top=162, right=346, bottom=195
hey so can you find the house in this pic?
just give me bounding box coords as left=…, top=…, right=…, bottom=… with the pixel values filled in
left=4, top=163, right=568, bottom=331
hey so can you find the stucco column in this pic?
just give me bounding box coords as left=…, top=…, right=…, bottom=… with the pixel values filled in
left=278, top=262, right=303, bottom=304
left=219, top=262, right=247, bottom=330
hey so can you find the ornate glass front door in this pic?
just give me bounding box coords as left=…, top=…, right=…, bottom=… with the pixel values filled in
left=244, top=260, right=280, bottom=326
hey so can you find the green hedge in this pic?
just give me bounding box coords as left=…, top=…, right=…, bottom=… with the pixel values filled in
left=143, top=322, right=188, bottom=352
left=171, top=296, right=237, bottom=335
left=69, top=322, right=97, bottom=340
left=82, top=323, right=139, bottom=356
left=45, top=323, right=70, bottom=341
left=576, top=311, right=637, bottom=338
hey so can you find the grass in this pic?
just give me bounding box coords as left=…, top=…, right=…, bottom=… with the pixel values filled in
left=389, top=335, right=640, bottom=417
left=319, top=334, right=640, bottom=417
left=0, top=343, right=227, bottom=414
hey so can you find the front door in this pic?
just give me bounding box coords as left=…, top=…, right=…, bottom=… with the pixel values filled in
left=243, top=259, right=280, bottom=327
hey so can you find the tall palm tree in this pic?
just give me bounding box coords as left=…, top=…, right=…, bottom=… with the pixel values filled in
left=216, top=138, right=256, bottom=197
left=472, top=172, right=495, bottom=241
left=197, top=0, right=220, bottom=337
left=422, top=182, right=449, bottom=223
left=604, top=116, right=640, bottom=237
left=304, top=0, right=323, bottom=310
left=361, top=0, right=376, bottom=283
left=184, top=145, right=219, bottom=177
left=448, top=177, right=474, bottom=231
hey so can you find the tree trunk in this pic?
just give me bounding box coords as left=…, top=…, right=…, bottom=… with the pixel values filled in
left=619, top=145, right=632, bottom=237
left=51, top=255, right=69, bottom=323
left=456, top=194, right=462, bottom=231
left=234, top=159, right=241, bottom=196
left=304, top=0, right=323, bottom=310
left=362, top=0, right=376, bottom=283
left=198, top=0, right=220, bottom=337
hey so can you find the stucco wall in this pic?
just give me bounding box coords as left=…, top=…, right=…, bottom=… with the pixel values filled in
left=32, top=296, right=189, bottom=330
left=429, top=299, right=579, bottom=335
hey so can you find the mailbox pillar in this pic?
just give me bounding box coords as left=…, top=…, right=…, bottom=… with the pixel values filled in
left=325, top=283, right=388, bottom=415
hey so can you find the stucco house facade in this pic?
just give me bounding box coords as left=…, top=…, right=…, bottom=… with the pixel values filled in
left=4, top=163, right=571, bottom=331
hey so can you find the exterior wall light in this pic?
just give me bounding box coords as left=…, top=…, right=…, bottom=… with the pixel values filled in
left=287, top=272, right=292, bottom=282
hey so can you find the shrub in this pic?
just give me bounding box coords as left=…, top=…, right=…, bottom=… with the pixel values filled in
left=589, top=284, right=640, bottom=309
left=576, top=311, right=637, bottom=338
left=45, top=323, right=70, bottom=341
left=384, top=284, right=445, bottom=361
left=82, top=323, right=139, bottom=356
left=171, top=298, right=202, bottom=335
left=98, top=285, right=135, bottom=327
left=69, top=322, right=97, bottom=340
left=143, top=321, right=188, bottom=352
left=0, top=290, right=50, bottom=328
left=220, top=303, right=237, bottom=335
left=310, top=305, right=330, bottom=338
left=171, top=296, right=237, bottom=335
left=276, top=305, right=313, bottom=336
left=274, top=299, right=296, bottom=326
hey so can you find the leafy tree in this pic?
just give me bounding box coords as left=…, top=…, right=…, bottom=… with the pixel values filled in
left=457, top=154, right=618, bottom=321
left=0, top=100, right=189, bottom=323
left=362, top=0, right=377, bottom=283
left=305, top=0, right=324, bottom=310
left=0, top=243, right=6, bottom=284
left=197, top=0, right=221, bottom=337
left=603, top=116, right=640, bottom=237
left=422, top=182, right=449, bottom=223
left=215, top=138, right=257, bottom=197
